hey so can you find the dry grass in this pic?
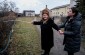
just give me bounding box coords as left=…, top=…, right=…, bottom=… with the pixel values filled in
left=8, top=17, right=41, bottom=55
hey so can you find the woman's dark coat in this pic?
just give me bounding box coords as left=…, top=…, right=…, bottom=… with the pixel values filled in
left=59, top=13, right=82, bottom=53
left=33, top=18, right=60, bottom=50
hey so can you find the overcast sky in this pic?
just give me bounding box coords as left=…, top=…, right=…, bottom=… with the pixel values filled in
left=0, top=0, right=70, bottom=14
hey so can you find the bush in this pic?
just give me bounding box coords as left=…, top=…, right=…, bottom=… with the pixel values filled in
left=0, top=14, right=16, bottom=54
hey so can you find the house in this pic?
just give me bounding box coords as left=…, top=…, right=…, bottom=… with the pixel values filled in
left=51, top=4, right=70, bottom=17
left=0, top=10, right=16, bottom=18
left=23, top=10, right=35, bottom=17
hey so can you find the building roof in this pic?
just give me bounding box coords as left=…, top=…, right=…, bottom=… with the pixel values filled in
left=44, top=5, right=49, bottom=10
left=23, top=10, right=35, bottom=12
left=41, top=5, right=50, bottom=12
left=51, top=4, right=70, bottom=10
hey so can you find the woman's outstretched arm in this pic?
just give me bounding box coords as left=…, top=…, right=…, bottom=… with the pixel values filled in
left=32, top=21, right=42, bottom=25
left=50, top=19, right=60, bottom=31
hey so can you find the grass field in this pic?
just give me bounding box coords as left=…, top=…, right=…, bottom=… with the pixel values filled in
left=8, top=17, right=41, bottom=55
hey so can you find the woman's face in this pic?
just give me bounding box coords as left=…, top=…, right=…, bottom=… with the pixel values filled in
left=42, top=14, right=49, bottom=20
left=67, top=9, right=75, bottom=17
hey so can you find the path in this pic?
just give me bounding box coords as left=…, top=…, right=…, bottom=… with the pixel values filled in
left=36, top=18, right=85, bottom=55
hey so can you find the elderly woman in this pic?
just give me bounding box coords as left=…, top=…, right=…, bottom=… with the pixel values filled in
left=32, top=9, right=61, bottom=55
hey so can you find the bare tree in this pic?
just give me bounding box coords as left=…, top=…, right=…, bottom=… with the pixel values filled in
left=0, top=0, right=9, bottom=12
left=0, top=0, right=19, bottom=17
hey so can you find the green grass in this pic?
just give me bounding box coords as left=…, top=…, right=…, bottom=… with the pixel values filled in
left=8, top=17, right=41, bottom=55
